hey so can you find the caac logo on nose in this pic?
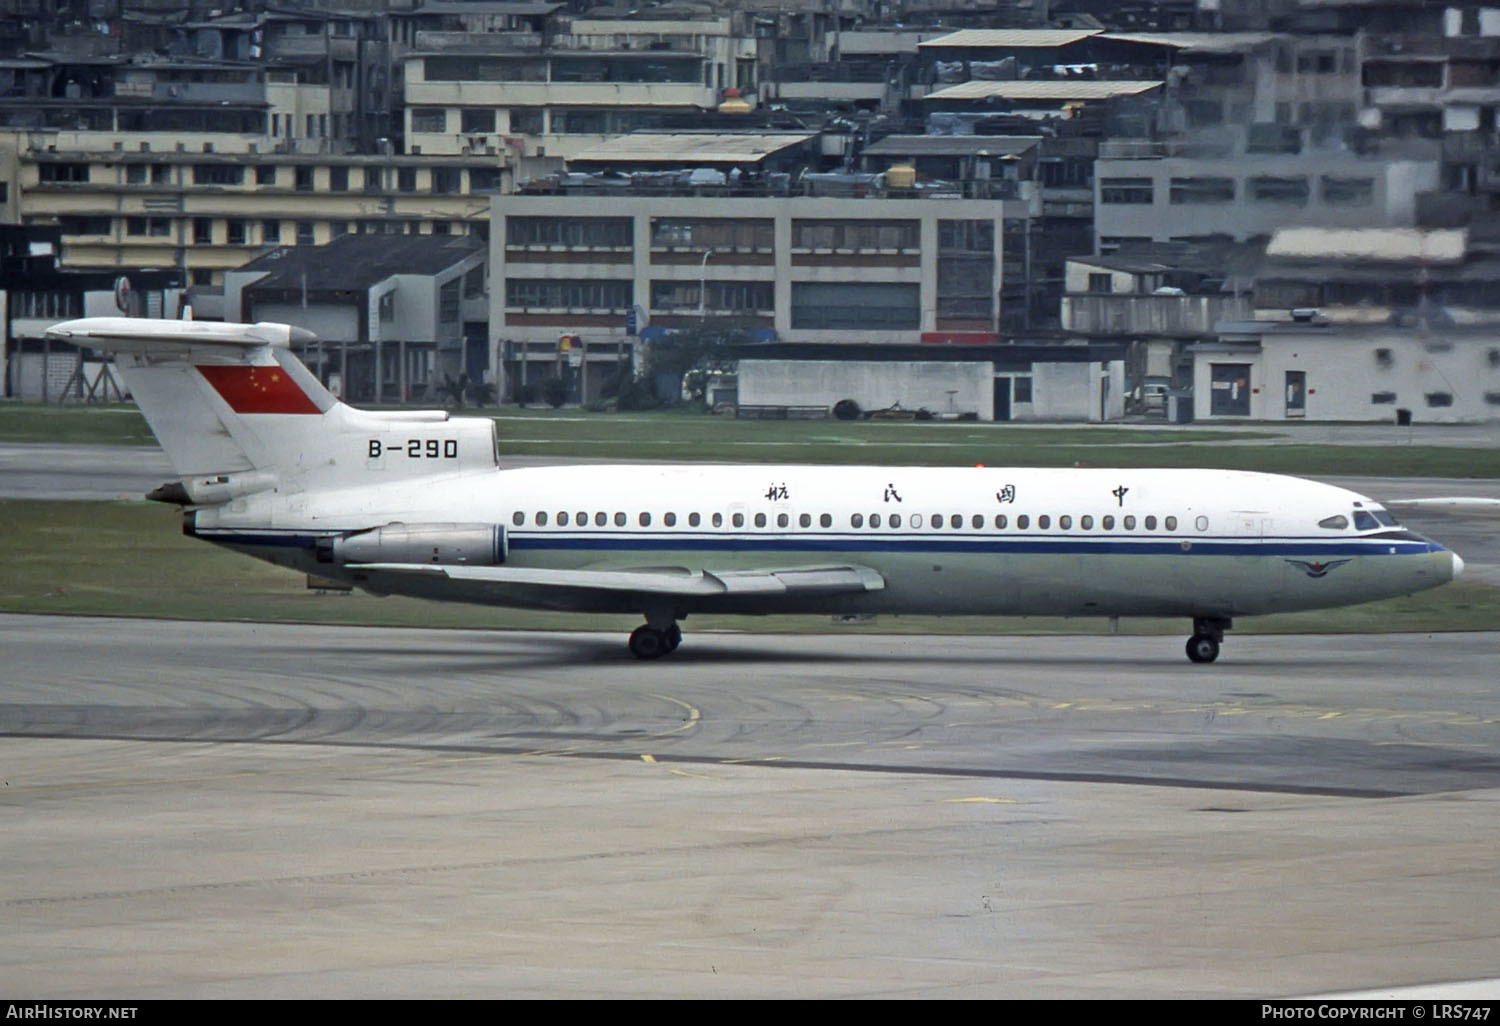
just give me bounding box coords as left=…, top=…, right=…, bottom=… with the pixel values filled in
left=1285, top=558, right=1353, bottom=578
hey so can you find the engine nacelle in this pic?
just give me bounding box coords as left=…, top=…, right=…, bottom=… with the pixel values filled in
left=328, top=523, right=506, bottom=566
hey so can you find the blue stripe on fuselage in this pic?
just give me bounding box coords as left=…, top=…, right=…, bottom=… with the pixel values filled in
left=192, top=527, right=1444, bottom=558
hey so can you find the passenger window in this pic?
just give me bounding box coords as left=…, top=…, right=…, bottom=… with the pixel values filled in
left=732, top=513, right=745, bottom=528
left=614, top=512, right=626, bottom=527
left=820, top=513, right=832, bottom=528
left=851, top=513, right=864, bottom=528
left=712, top=512, right=723, bottom=527
left=1101, top=516, right=1113, bottom=530
left=689, top=512, right=701, bottom=527
left=557, top=512, right=569, bottom=527
left=971, top=514, right=983, bottom=529
left=1016, top=514, right=1029, bottom=529
left=664, top=512, right=676, bottom=527
left=1353, top=510, right=1379, bottom=530
left=1082, top=515, right=1094, bottom=530
left=639, top=512, right=651, bottom=527
left=577, top=511, right=587, bottom=526
left=950, top=514, right=963, bottom=529
left=595, top=512, right=607, bottom=527
left=1165, top=516, right=1178, bottom=531
left=1195, top=516, right=1208, bottom=531
left=777, top=513, right=789, bottom=528
left=799, top=513, right=811, bottom=528
left=870, top=513, right=882, bottom=528
left=931, top=515, right=943, bottom=530
left=1123, top=515, right=1135, bottom=530
left=535, top=511, right=548, bottom=526
left=1058, top=515, right=1072, bottom=530
left=889, top=513, right=901, bottom=528
left=1038, top=515, right=1051, bottom=529
left=994, top=514, right=1007, bottom=529
left=512, top=511, right=524, bottom=526
left=1144, top=515, right=1157, bottom=530
left=754, top=512, right=766, bottom=528
left=910, top=513, right=924, bottom=528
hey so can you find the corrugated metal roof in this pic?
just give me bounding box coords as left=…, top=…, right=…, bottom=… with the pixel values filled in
left=1099, top=31, right=1281, bottom=52
left=864, top=134, right=1042, bottom=157
left=1266, top=227, right=1468, bottom=264
left=918, top=29, right=1102, bottom=49
left=924, top=79, right=1163, bottom=102
left=567, top=132, right=816, bottom=164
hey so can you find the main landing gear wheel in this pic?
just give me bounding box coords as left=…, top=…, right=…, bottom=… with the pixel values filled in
left=1185, top=616, right=1231, bottom=664
left=1186, top=634, right=1220, bottom=664
left=628, top=623, right=681, bottom=660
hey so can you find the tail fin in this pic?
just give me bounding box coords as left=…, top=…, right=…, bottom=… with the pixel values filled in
left=46, top=317, right=497, bottom=505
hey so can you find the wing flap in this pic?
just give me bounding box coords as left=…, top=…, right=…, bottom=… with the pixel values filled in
left=347, top=562, right=885, bottom=607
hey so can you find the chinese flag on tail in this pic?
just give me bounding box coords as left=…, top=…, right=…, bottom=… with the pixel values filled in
left=197, top=364, right=320, bottom=415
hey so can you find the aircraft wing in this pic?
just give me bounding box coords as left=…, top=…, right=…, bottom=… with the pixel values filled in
left=347, top=562, right=885, bottom=611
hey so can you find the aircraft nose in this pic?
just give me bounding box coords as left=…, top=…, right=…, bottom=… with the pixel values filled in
left=1451, top=551, right=1466, bottom=580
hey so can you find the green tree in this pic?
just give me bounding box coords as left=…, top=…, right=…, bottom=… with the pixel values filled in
left=645, top=315, right=754, bottom=408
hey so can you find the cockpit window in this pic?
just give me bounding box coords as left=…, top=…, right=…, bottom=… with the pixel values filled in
left=1318, top=515, right=1349, bottom=530
left=1353, top=510, right=1379, bottom=531
left=1373, top=510, right=1399, bottom=527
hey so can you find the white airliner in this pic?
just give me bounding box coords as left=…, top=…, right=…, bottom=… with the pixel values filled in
left=47, top=316, right=1464, bottom=663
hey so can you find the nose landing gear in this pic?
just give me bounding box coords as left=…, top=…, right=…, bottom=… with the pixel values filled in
left=1186, top=617, right=1230, bottom=664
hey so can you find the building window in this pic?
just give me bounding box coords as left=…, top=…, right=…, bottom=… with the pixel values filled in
left=650, top=218, right=772, bottom=250
left=1426, top=392, right=1454, bottom=407
left=1100, top=177, right=1154, bottom=204
left=191, top=268, right=213, bottom=286
left=193, top=164, right=243, bottom=186
left=1013, top=376, right=1033, bottom=403
left=39, top=163, right=89, bottom=183
left=1322, top=176, right=1374, bottom=206
left=125, top=164, right=147, bottom=185
left=296, top=221, right=315, bottom=244
left=263, top=219, right=280, bottom=244
left=256, top=165, right=276, bottom=186
left=469, top=168, right=502, bottom=193
left=411, top=108, right=446, bottom=133
left=1087, top=273, right=1113, bottom=293
left=397, top=168, right=417, bottom=192
left=431, top=168, right=460, bottom=194
left=461, top=108, right=495, bottom=133
left=505, top=278, right=632, bottom=310
left=510, top=108, right=544, bottom=135
left=790, top=282, right=920, bottom=330
left=226, top=219, right=246, bottom=245
left=651, top=280, right=774, bottom=313
left=508, top=216, right=631, bottom=248
left=329, top=166, right=348, bottom=191
left=58, top=216, right=111, bottom=236
left=193, top=218, right=213, bottom=244
left=1170, top=177, right=1235, bottom=204
left=330, top=221, right=348, bottom=238
left=1250, top=176, right=1309, bottom=205
left=1372, top=391, right=1397, bottom=404
left=791, top=219, right=919, bottom=251
left=295, top=167, right=314, bottom=192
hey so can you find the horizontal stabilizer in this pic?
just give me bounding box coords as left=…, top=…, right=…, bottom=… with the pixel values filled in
left=46, top=318, right=314, bottom=355
left=1384, top=497, right=1500, bottom=517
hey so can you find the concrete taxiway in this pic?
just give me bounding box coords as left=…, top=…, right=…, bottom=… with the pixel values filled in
left=2, top=615, right=1498, bottom=998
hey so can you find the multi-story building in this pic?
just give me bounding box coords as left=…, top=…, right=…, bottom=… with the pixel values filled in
left=490, top=172, right=1037, bottom=401
left=402, top=6, right=759, bottom=161
left=2, top=138, right=515, bottom=289
left=221, top=232, right=488, bottom=403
